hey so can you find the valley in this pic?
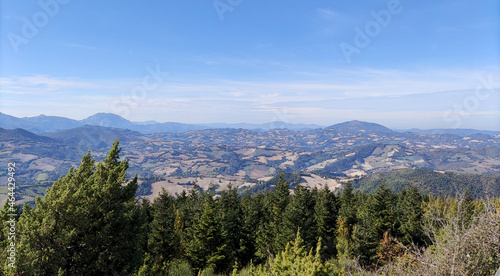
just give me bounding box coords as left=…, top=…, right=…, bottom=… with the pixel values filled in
left=1, top=113, right=500, bottom=204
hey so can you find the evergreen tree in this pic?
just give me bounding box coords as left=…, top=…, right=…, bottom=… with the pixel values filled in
left=240, top=192, right=264, bottom=265
left=353, top=194, right=379, bottom=267
left=460, top=188, right=475, bottom=227
left=186, top=187, right=226, bottom=273
left=396, top=185, right=425, bottom=246
left=314, top=185, right=338, bottom=258
left=219, top=184, right=244, bottom=270
left=336, top=181, right=357, bottom=259
left=373, top=181, right=396, bottom=236
left=254, top=192, right=274, bottom=262
left=268, top=229, right=334, bottom=276
left=142, top=189, right=180, bottom=274
left=339, top=181, right=356, bottom=229
left=353, top=183, right=397, bottom=267
left=270, top=171, right=291, bottom=254
left=335, top=215, right=354, bottom=259
left=282, top=182, right=317, bottom=251
left=15, top=141, right=145, bottom=275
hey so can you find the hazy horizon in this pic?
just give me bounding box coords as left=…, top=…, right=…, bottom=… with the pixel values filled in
left=3, top=110, right=500, bottom=132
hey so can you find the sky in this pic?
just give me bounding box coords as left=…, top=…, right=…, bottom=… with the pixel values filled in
left=1, top=0, right=499, bottom=130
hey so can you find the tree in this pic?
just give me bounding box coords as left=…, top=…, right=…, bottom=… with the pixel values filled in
left=268, top=229, right=334, bottom=276
left=141, top=189, right=180, bottom=274
left=353, top=194, right=379, bottom=267
left=336, top=181, right=357, bottom=259
left=15, top=141, right=146, bottom=275
left=270, top=171, right=291, bottom=254
left=373, top=181, right=396, bottom=236
left=335, top=215, right=354, bottom=259
left=186, top=187, right=226, bottom=273
left=282, top=182, right=317, bottom=251
left=254, top=191, right=274, bottom=262
left=219, top=184, right=244, bottom=270
left=339, top=181, right=356, bottom=230
left=240, top=193, right=263, bottom=264
left=314, top=185, right=338, bottom=259
left=396, top=185, right=425, bottom=246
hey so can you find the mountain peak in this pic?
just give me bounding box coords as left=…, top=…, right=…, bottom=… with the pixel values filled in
left=81, top=113, right=134, bottom=128
left=326, top=120, right=393, bottom=133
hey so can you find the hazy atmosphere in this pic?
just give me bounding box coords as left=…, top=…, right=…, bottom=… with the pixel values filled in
left=2, top=1, right=500, bottom=275
left=1, top=0, right=499, bottom=130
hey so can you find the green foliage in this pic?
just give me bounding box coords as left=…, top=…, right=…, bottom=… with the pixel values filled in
left=143, top=189, right=180, bottom=273
left=354, top=167, right=500, bottom=198
left=269, top=230, right=334, bottom=275
left=186, top=187, right=227, bottom=273
left=282, top=182, right=317, bottom=251
left=396, top=185, right=425, bottom=246
left=270, top=171, right=291, bottom=254
left=240, top=193, right=263, bottom=264
left=13, top=141, right=146, bottom=275
left=314, top=185, right=338, bottom=259
left=219, top=184, right=244, bottom=270
left=4, top=141, right=500, bottom=274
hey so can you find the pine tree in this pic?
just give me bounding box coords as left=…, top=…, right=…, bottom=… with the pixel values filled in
left=396, top=185, right=425, bottom=246
left=142, top=189, right=180, bottom=274
left=335, top=215, right=354, bottom=259
left=270, top=171, right=291, bottom=254
left=373, top=181, right=396, bottom=236
left=336, top=181, right=357, bottom=259
left=186, top=187, right=226, bottom=273
left=282, top=182, right=317, bottom=251
left=240, top=193, right=263, bottom=264
left=269, top=229, right=334, bottom=276
left=15, top=141, right=146, bottom=275
left=314, top=185, right=338, bottom=258
left=255, top=191, right=274, bottom=262
left=339, top=181, right=356, bottom=229
left=460, top=188, right=475, bottom=228
left=219, top=184, right=244, bottom=270
left=353, top=194, right=379, bottom=267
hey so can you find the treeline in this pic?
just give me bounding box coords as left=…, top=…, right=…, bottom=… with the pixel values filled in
left=1, top=142, right=499, bottom=275
left=354, top=167, right=500, bottom=198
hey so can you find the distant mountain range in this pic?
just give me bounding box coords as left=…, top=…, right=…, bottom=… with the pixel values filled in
left=0, top=112, right=323, bottom=134
left=0, top=112, right=498, bottom=136
left=2, top=114, right=500, bottom=204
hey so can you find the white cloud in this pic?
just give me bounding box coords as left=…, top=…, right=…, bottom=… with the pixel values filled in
left=2, top=67, right=499, bottom=129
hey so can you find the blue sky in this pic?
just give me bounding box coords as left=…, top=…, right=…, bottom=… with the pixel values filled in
left=1, top=0, right=499, bottom=130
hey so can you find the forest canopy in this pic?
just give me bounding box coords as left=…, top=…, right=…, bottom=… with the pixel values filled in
left=1, top=141, right=499, bottom=275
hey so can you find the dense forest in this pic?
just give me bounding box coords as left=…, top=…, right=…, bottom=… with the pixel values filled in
left=1, top=141, right=499, bottom=275
left=353, top=167, right=500, bottom=198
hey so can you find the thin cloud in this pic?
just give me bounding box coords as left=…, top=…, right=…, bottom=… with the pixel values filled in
left=65, top=43, right=99, bottom=51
